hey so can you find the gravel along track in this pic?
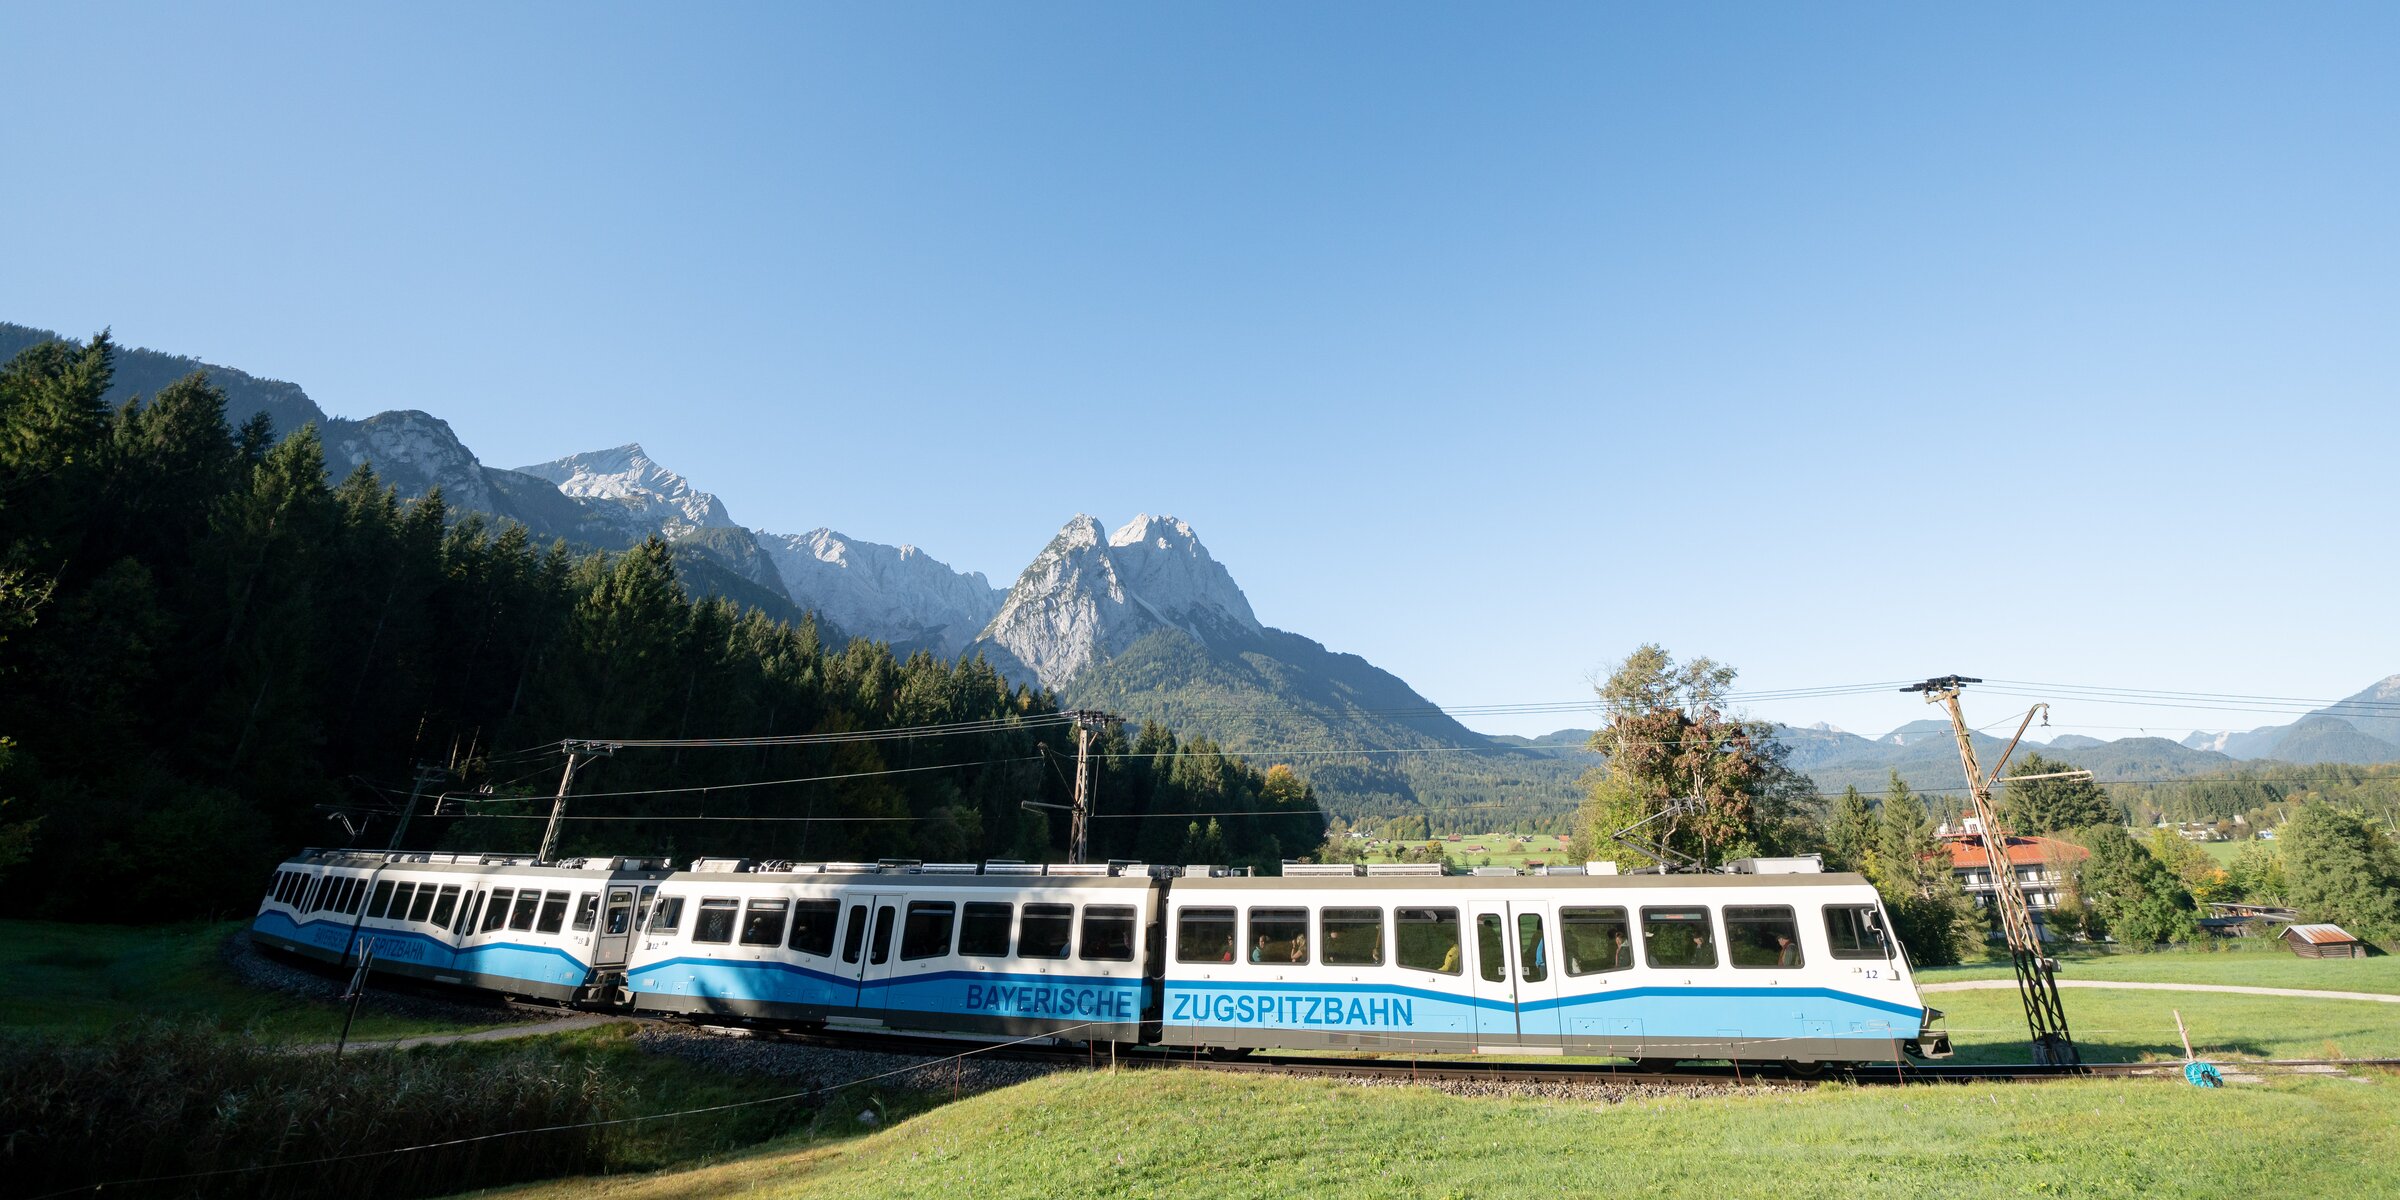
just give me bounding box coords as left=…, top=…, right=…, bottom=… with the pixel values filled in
left=633, top=1024, right=1069, bottom=1098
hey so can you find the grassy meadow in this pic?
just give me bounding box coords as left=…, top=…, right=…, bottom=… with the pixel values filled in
left=0, top=918, right=511, bottom=1042
left=464, top=1066, right=2400, bottom=1200
left=1917, top=941, right=2400, bottom=995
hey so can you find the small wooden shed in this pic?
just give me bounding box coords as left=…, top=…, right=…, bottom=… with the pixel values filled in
left=2282, top=923, right=2369, bottom=959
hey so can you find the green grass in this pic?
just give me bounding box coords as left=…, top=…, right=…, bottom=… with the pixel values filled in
left=1919, top=942, right=2400, bottom=995
left=1934, top=985, right=2400, bottom=1064
left=0, top=918, right=511, bottom=1042
left=1365, top=832, right=1577, bottom=871
left=464, top=1067, right=2400, bottom=1200
left=2199, top=840, right=2245, bottom=865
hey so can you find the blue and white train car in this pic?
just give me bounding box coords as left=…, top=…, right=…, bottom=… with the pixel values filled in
left=251, top=850, right=1947, bottom=1066
left=621, top=862, right=1158, bottom=1043
left=1156, top=868, right=1940, bottom=1065
left=250, top=849, right=672, bottom=1002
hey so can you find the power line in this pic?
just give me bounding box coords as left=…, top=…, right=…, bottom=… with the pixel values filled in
left=441, top=755, right=1046, bottom=805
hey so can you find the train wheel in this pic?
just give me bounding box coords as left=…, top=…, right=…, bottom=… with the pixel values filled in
left=1782, top=1059, right=1828, bottom=1079
left=1206, top=1046, right=1254, bottom=1061
left=1630, top=1058, right=1679, bottom=1073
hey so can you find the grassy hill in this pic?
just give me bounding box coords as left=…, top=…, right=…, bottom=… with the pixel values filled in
left=467, top=1067, right=2400, bottom=1200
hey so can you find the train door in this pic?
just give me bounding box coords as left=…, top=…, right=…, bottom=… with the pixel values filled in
left=1467, top=901, right=1518, bottom=1045
left=1511, top=902, right=1563, bottom=1043
left=593, top=886, right=638, bottom=968
left=846, top=894, right=901, bottom=1014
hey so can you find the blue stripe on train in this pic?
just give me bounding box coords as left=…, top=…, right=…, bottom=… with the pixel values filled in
left=1161, top=977, right=1922, bottom=1039
left=626, top=955, right=1146, bottom=1022
left=249, top=911, right=590, bottom=988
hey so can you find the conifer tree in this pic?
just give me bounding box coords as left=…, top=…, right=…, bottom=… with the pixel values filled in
left=2279, top=803, right=2400, bottom=941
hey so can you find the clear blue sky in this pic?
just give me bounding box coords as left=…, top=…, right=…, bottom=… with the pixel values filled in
left=5, top=4, right=2396, bottom=740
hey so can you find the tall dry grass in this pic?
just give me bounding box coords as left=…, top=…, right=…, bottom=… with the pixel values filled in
left=1, top=1020, right=615, bottom=1198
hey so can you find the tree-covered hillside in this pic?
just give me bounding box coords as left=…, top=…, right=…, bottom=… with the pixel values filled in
left=0, top=333, right=1322, bottom=921
left=1067, top=625, right=1586, bottom=825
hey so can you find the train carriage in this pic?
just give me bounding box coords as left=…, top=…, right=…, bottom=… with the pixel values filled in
left=620, top=863, right=1158, bottom=1042
left=250, top=850, right=673, bottom=1002
left=252, top=851, right=1947, bottom=1066
left=1159, top=869, right=1936, bottom=1064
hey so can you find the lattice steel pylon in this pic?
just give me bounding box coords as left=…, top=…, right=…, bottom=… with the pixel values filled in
left=1903, top=675, right=2082, bottom=1067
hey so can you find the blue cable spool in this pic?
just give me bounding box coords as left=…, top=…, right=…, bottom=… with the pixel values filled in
left=2185, top=1060, right=2223, bottom=1088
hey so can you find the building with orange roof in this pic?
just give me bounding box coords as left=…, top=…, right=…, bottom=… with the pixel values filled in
left=1934, top=814, right=2090, bottom=916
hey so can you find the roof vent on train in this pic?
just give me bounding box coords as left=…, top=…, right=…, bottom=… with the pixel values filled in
left=1724, top=855, right=1825, bottom=874
left=688, top=857, right=755, bottom=873
left=1282, top=862, right=1365, bottom=878
left=1468, top=866, right=1521, bottom=876
left=1366, top=863, right=1444, bottom=877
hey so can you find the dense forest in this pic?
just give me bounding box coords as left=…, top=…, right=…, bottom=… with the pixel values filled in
left=0, top=333, right=1324, bottom=922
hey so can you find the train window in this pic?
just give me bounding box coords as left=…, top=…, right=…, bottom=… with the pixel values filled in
left=1518, top=913, right=1549, bottom=983
left=1824, top=905, right=1889, bottom=960
left=1641, top=907, right=1717, bottom=970
left=650, top=896, right=686, bottom=934
left=387, top=883, right=417, bottom=922
left=1476, top=914, right=1506, bottom=983
left=1176, top=907, right=1236, bottom=964
left=263, top=871, right=282, bottom=903
left=369, top=881, right=395, bottom=919
left=510, top=889, right=541, bottom=932
left=1080, top=906, right=1136, bottom=962
left=1726, top=906, right=1804, bottom=969
left=868, top=905, right=896, bottom=966
left=458, top=891, right=482, bottom=933
left=1248, top=907, right=1309, bottom=965
left=352, top=878, right=368, bottom=914
left=485, top=888, right=514, bottom=932
left=840, top=904, right=868, bottom=963
left=408, top=885, right=439, bottom=925
left=636, top=885, right=658, bottom=930
left=958, top=902, right=1012, bottom=958
left=311, top=877, right=332, bottom=912
left=1018, top=903, right=1073, bottom=959
left=693, top=898, right=738, bottom=944
left=790, top=899, right=842, bottom=957
left=1561, top=907, right=1633, bottom=976
left=604, top=892, right=634, bottom=937
left=573, top=893, right=599, bottom=933
left=902, top=902, right=957, bottom=960
left=535, top=891, right=567, bottom=934
left=1395, top=908, right=1461, bottom=974
left=429, top=885, right=460, bottom=930
left=1321, top=908, right=1385, bottom=967
left=742, top=899, right=790, bottom=947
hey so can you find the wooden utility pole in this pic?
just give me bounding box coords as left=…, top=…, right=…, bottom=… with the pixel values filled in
left=1903, top=675, right=2084, bottom=1067
left=539, top=740, right=618, bottom=864
left=1065, top=710, right=1122, bottom=865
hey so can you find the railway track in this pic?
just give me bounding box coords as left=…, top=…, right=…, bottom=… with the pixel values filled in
left=710, top=1019, right=2400, bottom=1090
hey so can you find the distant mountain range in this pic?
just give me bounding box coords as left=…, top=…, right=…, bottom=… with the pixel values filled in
left=1516, top=676, right=2400, bottom=798
left=0, top=321, right=1579, bottom=818
left=12, top=320, right=2391, bottom=818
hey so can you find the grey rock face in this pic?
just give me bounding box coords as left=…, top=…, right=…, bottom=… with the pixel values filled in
left=323, top=410, right=504, bottom=515
left=976, top=513, right=1262, bottom=690
left=514, top=443, right=739, bottom=538
left=756, top=528, right=1001, bottom=657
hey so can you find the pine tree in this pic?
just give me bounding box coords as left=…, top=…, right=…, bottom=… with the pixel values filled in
left=1866, top=771, right=1977, bottom=966
left=1999, top=752, right=2117, bottom=833
left=1823, top=784, right=1876, bottom=872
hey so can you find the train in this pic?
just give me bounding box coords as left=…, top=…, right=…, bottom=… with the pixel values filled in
left=250, top=850, right=1952, bottom=1067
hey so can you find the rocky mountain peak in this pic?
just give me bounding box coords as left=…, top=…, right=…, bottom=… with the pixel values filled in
left=515, top=443, right=736, bottom=536
left=322, top=410, right=500, bottom=514
left=755, top=527, right=1001, bottom=657
left=976, top=513, right=1261, bottom=690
